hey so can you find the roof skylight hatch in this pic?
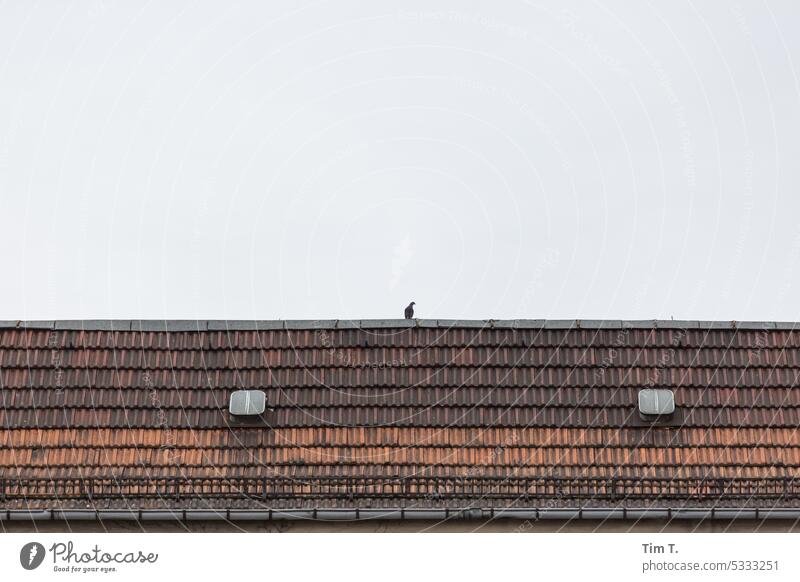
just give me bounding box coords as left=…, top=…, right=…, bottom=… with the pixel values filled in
left=229, top=390, right=266, bottom=416
left=637, top=388, right=675, bottom=417
left=228, top=390, right=270, bottom=426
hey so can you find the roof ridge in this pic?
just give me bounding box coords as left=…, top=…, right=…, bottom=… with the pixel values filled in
left=0, top=319, right=795, bottom=331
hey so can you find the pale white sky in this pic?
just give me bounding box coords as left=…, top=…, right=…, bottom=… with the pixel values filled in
left=0, top=1, right=798, bottom=321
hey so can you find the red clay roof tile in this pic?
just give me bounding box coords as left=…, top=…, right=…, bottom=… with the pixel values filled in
left=0, top=320, right=799, bottom=510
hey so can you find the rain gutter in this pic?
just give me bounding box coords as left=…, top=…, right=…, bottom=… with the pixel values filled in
left=3, top=508, right=800, bottom=521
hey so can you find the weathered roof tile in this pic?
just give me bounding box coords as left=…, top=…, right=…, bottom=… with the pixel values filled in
left=1, top=319, right=799, bottom=511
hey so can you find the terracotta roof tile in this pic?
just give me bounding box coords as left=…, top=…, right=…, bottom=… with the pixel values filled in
left=1, top=320, right=799, bottom=510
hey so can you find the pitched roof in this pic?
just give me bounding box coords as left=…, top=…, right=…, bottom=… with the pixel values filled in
left=1, top=319, right=799, bottom=514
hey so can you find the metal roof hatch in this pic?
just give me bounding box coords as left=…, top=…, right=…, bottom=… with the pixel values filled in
left=229, top=390, right=266, bottom=416
left=228, top=389, right=270, bottom=427
left=638, top=388, right=675, bottom=417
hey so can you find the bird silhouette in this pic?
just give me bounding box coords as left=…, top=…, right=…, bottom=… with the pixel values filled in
left=404, top=302, right=415, bottom=319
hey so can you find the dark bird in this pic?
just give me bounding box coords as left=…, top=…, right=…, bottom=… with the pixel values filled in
left=404, top=301, right=415, bottom=319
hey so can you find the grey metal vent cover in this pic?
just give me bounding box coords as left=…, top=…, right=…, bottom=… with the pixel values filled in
left=229, top=390, right=266, bottom=416
left=638, top=388, right=675, bottom=416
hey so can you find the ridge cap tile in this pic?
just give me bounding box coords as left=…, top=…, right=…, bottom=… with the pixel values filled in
left=131, top=320, right=207, bottom=332
left=579, top=320, right=622, bottom=329
left=284, top=320, right=338, bottom=330
left=621, top=320, right=656, bottom=328
left=16, top=320, right=55, bottom=329
left=695, top=321, right=735, bottom=330
left=544, top=319, right=577, bottom=329
left=357, top=319, right=414, bottom=329
left=492, top=319, right=547, bottom=329
left=737, top=321, right=777, bottom=330
left=207, top=321, right=260, bottom=331
left=54, top=320, right=133, bottom=331
left=253, top=320, right=285, bottom=330
left=654, top=320, right=700, bottom=329
left=436, top=319, right=487, bottom=328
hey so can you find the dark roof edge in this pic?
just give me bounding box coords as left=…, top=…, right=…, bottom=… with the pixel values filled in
left=0, top=319, right=795, bottom=332
left=2, top=507, right=798, bottom=521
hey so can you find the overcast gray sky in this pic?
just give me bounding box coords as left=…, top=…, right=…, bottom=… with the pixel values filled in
left=1, top=1, right=798, bottom=321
